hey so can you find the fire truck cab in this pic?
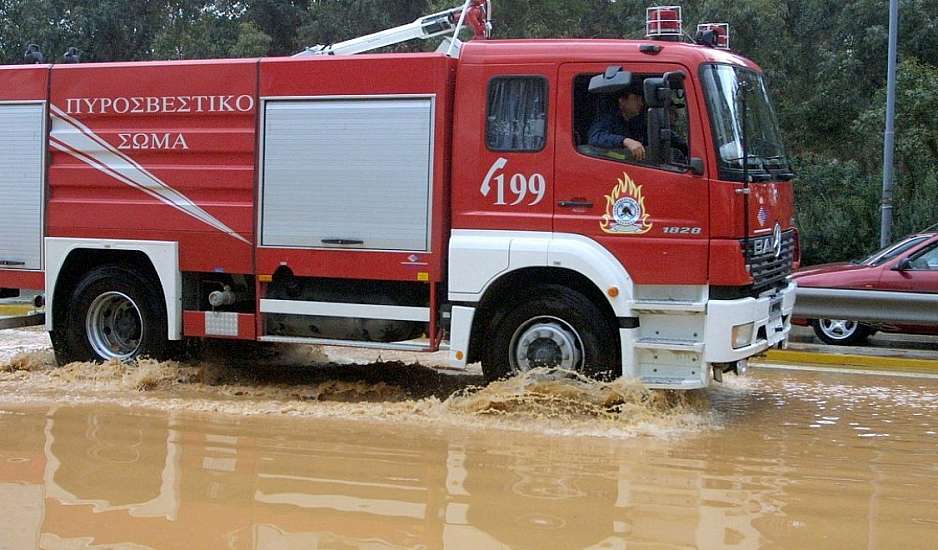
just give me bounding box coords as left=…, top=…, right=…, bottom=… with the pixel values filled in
left=0, top=6, right=797, bottom=389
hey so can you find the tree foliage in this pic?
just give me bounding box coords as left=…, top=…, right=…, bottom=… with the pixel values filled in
left=1, top=0, right=936, bottom=264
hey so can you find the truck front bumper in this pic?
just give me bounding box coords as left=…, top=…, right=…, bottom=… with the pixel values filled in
left=704, top=281, right=797, bottom=364
left=626, top=281, right=797, bottom=390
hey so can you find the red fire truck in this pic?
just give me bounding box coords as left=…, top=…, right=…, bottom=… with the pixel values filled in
left=0, top=3, right=797, bottom=389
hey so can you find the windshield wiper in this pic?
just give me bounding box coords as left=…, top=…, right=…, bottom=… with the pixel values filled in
left=723, top=155, right=765, bottom=168
left=763, top=155, right=787, bottom=168
left=723, top=155, right=774, bottom=181
left=762, top=155, right=796, bottom=181
left=734, top=153, right=794, bottom=180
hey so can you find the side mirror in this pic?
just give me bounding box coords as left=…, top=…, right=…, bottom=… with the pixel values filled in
left=588, top=66, right=633, bottom=95
left=689, top=157, right=705, bottom=175
left=642, top=77, right=673, bottom=165
left=664, top=70, right=686, bottom=90
left=894, top=258, right=912, bottom=271
left=642, top=76, right=670, bottom=108
left=646, top=107, right=672, bottom=165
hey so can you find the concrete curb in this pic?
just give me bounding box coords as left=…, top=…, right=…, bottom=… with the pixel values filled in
left=755, top=349, right=938, bottom=374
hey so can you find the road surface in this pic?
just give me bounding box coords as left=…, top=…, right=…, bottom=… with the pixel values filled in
left=1, top=327, right=937, bottom=548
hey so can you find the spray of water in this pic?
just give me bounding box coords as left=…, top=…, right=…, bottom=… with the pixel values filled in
left=0, top=346, right=714, bottom=438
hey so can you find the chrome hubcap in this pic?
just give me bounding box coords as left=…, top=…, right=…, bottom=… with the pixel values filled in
left=85, top=291, right=143, bottom=361
left=510, top=316, right=584, bottom=372
left=819, top=319, right=858, bottom=340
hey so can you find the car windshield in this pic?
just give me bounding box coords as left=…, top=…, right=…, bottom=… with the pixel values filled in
left=857, top=235, right=929, bottom=266
left=701, top=64, right=789, bottom=179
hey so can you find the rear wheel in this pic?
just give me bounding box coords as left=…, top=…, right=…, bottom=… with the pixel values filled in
left=481, top=285, right=619, bottom=382
left=811, top=319, right=871, bottom=346
left=54, top=265, right=170, bottom=365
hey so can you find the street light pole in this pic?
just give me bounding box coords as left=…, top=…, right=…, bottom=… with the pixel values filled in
left=880, top=0, right=899, bottom=247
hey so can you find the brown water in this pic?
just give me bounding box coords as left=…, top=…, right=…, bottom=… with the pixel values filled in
left=1, top=355, right=938, bottom=549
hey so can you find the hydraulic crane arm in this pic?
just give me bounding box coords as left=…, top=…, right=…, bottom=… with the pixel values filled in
left=293, top=0, right=491, bottom=58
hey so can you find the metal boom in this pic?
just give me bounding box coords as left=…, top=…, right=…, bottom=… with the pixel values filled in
left=294, top=1, right=492, bottom=58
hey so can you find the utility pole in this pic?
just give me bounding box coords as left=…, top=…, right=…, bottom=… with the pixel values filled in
left=880, top=0, right=899, bottom=247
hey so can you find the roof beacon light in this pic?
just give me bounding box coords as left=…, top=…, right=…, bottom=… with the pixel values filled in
left=646, top=6, right=682, bottom=41
left=696, top=23, right=730, bottom=50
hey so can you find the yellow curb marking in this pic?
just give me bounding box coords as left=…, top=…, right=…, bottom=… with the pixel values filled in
left=0, top=304, right=36, bottom=316
left=755, top=349, right=938, bottom=374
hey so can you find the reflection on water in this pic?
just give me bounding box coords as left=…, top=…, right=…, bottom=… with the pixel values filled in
left=0, top=369, right=937, bottom=549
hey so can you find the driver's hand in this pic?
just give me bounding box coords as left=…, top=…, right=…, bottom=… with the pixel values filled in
left=623, top=138, right=646, bottom=160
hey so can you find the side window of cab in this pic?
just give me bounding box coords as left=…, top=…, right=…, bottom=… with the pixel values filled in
left=572, top=72, right=690, bottom=170
left=486, top=76, right=548, bottom=152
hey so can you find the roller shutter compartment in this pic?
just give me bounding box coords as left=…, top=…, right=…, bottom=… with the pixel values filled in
left=0, top=103, right=45, bottom=271
left=261, top=97, right=434, bottom=252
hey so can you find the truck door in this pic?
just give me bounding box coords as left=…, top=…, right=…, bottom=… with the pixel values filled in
left=554, top=62, right=709, bottom=286
left=451, top=63, right=556, bottom=232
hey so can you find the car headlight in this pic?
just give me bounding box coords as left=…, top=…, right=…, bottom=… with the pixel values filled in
left=732, top=323, right=754, bottom=349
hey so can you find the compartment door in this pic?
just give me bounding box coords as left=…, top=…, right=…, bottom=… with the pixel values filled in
left=0, top=103, right=45, bottom=271
left=261, top=97, right=434, bottom=252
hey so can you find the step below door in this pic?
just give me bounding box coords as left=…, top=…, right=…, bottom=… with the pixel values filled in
left=0, top=103, right=45, bottom=271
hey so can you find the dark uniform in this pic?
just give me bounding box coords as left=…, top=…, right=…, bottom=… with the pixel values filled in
left=587, top=106, right=647, bottom=150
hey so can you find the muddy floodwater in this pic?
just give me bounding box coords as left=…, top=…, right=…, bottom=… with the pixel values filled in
left=1, top=331, right=938, bottom=548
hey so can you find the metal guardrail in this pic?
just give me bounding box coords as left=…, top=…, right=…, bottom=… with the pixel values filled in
left=794, top=287, right=938, bottom=324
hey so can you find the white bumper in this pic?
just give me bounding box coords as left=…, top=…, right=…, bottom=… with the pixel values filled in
left=704, top=281, right=797, bottom=363
left=629, top=281, right=796, bottom=390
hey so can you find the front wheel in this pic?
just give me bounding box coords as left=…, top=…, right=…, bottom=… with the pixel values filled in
left=811, top=318, right=871, bottom=346
left=481, top=285, right=619, bottom=382
left=55, top=265, right=170, bottom=365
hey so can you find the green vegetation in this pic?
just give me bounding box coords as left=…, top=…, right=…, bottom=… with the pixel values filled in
left=1, top=0, right=935, bottom=264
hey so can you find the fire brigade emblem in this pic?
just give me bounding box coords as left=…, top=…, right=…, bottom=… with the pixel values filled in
left=601, top=173, right=652, bottom=235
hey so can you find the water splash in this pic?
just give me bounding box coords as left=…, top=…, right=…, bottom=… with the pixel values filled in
left=447, top=368, right=704, bottom=420
left=0, top=347, right=713, bottom=439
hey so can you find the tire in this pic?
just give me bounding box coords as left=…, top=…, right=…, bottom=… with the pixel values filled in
left=54, top=265, right=170, bottom=365
left=481, top=285, right=619, bottom=382
left=811, top=319, right=871, bottom=346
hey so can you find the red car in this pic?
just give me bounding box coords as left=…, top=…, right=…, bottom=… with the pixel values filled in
left=792, top=230, right=938, bottom=345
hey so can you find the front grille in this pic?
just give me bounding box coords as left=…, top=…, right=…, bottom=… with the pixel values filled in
left=746, top=230, right=795, bottom=292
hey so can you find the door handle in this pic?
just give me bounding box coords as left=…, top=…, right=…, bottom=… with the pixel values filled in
left=0, top=260, right=26, bottom=266
left=321, top=239, right=365, bottom=246
left=558, top=200, right=593, bottom=209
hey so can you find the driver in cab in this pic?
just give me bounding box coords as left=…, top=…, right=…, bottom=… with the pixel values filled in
left=588, top=86, right=647, bottom=160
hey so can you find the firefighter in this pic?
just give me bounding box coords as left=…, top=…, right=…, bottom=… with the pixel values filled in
left=587, top=85, right=647, bottom=160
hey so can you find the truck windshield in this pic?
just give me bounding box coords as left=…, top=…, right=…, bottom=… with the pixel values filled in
left=701, top=64, right=789, bottom=181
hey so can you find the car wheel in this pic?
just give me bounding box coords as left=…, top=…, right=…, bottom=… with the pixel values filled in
left=481, top=285, right=619, bottom=382
left=811, top=319, right=871, bottom=346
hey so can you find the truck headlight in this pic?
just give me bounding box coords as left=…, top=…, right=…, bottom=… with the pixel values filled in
left=732, top=323, right=754, bottom=349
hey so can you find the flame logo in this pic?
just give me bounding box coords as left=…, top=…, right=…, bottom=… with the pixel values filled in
left=600, top=172, right=653, bottom=235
